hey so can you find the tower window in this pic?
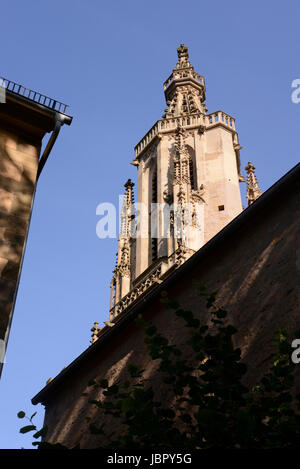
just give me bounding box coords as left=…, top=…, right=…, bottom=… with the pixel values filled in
left=189, top=158, right=195, bottom=190
left=152, top=169, right=157, bottom=203
left=151, top=238, right=158, bottom=262
left=218, top=205, right=225, bottom=211
left=151, top=169, right=158, bottom=261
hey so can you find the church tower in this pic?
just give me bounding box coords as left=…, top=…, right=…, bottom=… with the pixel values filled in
left=109, top=44, right=243, bottom=321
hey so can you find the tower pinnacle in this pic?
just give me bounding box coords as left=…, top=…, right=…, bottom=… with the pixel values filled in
left=109, top=179, right=136, bottom=314
left=162, top=44, right=206, bottom=118
left=245, top=162, right=262, bottom=206
left=176, top=44, right=191, bottom=68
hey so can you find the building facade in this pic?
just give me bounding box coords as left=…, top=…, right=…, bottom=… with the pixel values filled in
left=0, top=78, right=72, bottom=376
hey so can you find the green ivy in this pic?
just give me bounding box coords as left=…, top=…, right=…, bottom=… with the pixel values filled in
left=19, top=286, right=300, bottom=449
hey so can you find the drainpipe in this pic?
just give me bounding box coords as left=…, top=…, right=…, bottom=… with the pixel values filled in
left=37, top=113, right=70, bottom=180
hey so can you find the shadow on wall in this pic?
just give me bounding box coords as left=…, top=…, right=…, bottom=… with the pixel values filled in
left=43, top=176, right=300, bottom=448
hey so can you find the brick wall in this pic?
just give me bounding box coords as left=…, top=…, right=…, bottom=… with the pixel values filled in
left=40, top=171, right=300, bottom=448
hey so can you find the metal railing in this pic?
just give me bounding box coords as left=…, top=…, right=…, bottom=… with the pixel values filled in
left=0, top=76, right=69, bottom=114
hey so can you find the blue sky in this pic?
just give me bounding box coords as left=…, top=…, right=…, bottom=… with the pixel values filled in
left=0, top=0, right=299, bottom=448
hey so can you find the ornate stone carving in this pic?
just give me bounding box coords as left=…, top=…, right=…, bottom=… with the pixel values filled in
left=110, top=263, right=163, bottom=319
left=118, top=242, right=131, bottom=277
left=90, top=321, right=100, bottom=344
left=101, top=44, right=244, bottom=340
left=163, top=188, right=173, bottom=204
left=245, top=162, right=262, bottom=206
left=177, top=43, right=190, bottom=68
left=162, top=44, right=206, bottom=119
left=191, top=184, right=205, bottom=203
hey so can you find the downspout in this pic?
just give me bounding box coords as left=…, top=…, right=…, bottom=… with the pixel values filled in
left=0, top=112, right=69, bottom=378
left=37, top=113, right=68, bottom=180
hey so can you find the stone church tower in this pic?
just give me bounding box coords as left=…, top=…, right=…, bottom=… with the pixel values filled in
left=108, top=44, right=244, bottom=324
left=35, top=47, right=300, bottom=449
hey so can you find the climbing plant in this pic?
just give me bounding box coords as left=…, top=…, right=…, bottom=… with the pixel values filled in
left=19, top=286, right=300, bottom=449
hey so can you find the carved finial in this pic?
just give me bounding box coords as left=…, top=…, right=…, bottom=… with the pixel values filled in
left=245, top=161, right=262, bottom=206
left=124, top=179, right=135, bottom=205
left=120, top=179, right=135, bottom=239
left=90, top=321, right=100, bottom=344
left=177, top=44, right=190, bottom=68
left=163, top=44, right=206, bottom=118
left=124, top=179, right=134, bottom=190
left=174, top=120, right=186, bottom=153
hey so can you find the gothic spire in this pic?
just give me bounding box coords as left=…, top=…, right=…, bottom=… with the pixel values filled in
left=108, top=179, right=135, bottom=318
left=124, top=178, right=135, bottom=207
left=176, top=43, right=191, bottom=69
left=162, top=44, right=206, bottom=119
left=120, top=179, right=135, bottom=238
left=245, top=162, right=262, bottom=206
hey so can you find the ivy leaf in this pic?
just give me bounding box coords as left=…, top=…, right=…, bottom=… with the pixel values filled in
left=18, top=288, right=300, bottom=449
left=33, top=426, right=48, bottom=439
left=20, top=425, right=36, bottom=434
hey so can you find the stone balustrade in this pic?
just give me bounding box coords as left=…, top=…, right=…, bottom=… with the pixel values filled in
left=163, top=71, right=204, bottom=91
left=163, top=73, right=174, bottom=90
left=109, top=245, right=198, bottom=321
left=109, top=263, right=162, bottom=320
left=159, top=113, right=206, bottom=132
left=207, top=111, right=235, bottom=131
left=134, top=111, right=236, bottom=159
left=134, top=121, right=160, bottom=157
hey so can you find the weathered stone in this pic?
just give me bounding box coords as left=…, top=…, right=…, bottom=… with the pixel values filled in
left=110, top=45, right=244, bottom=322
